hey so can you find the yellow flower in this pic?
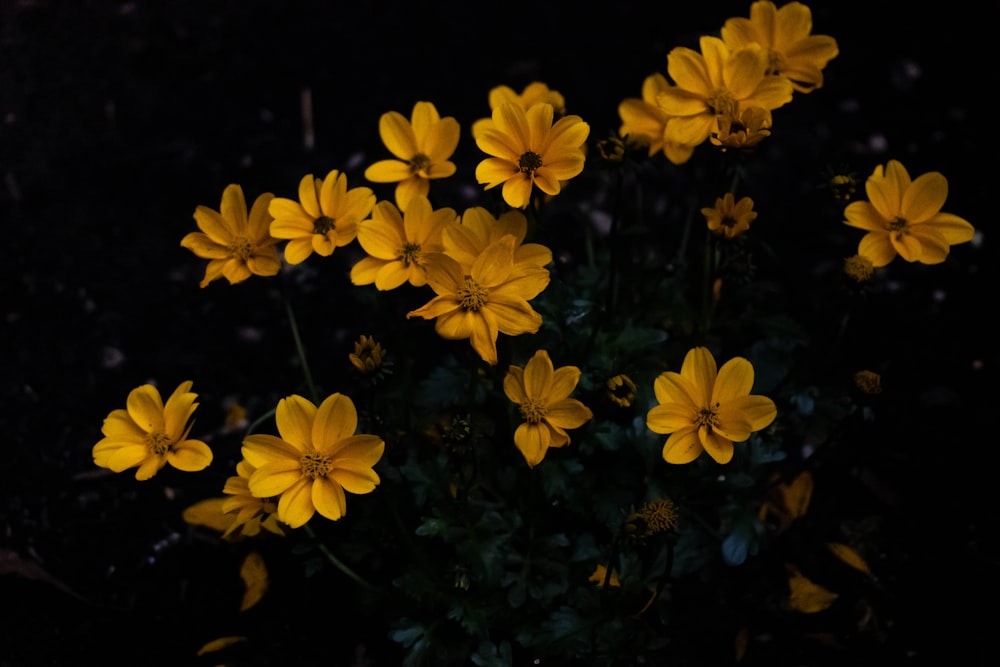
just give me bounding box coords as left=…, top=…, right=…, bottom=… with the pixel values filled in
left=656, top=36, right=793, bottom=163
left=221, top=459, right=285, bottom=539
left=93, top=381, right=212, bottom=480
left=787, top=564, right=838, bottom=613
left=853, top=370, right=882, bottom=395
left=702, top=193, right=758, bottom=239
left=474, top=102, right=590, bottom=209
left=843, top=159, right=975, bottom=267
left=617, top=72, right=671, bottom=158
left=646, top=347, right=777, bottom=465
left=407, top=235, right=550, bottom=366
left=241, top=393, right=385, bottom=529
left=843, top=254, right=874, bottom=282
left=709, top=106, right=772, bottom=151
left=268, top=170, right=376, bottom=265
left=721, top=1, right=839, bottom=94
left=625, top=498, right=679, bottom=538
left=350, top=196, right=458, bottom=290
left=364, top=101, right=460, bottom=210
left=180, top=184, right=281, bottom=288
left=443, top=207, right=553, bottom=272
left=472, top=81, right=566, bottom=138
left=606, top=374, right=637, bottom=408
left=349, top=335, right=385, bottom=374
left=503, top=349, right=593, bottom=467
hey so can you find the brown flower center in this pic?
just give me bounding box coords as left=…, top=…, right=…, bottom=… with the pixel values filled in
left=888, top=216, right=909, bottom=235
left=313, top=215, right=336, bottom=235
left=458, top=276, right=488, bottom=311
left=519, top=397, right=547, bottom=424
left=228, top=236, right=255, bottom=261
left=401, top=242, right=421, bottom=267
left=300, top=451, right=333, bottom=479
left=145, top=431, right=172, bottom=456
left=518, top=151, right=543, bottom=174
left=410, top=153, right=432, bottom=176
left=707, top=89, right=737, bottom=117
left=696, top=405, right=720, bottom=428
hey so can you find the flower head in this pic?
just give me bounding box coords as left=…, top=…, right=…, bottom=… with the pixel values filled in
left=268, top=170, right=376, bottom=265
left=242, top=393, right=385, bottom=529
left=656, top=36, right=793, bottom=163
left=407, top=235, right=550, bottom=365
left=475, top=102, right=590, bottom=209
left=443, top=207, right=552, bottom=272
left=350, top=196, right=458, bottom=290
left=606, top=374, right=637, bottom=408
left=624, top=498, right=679, bottom=538
left=646, top=347, right=777, bottom=464
left=843, top=254, right=874, bottom=282
left=721, top=1, right=839, bottom=94
left=364, top=101, right=460, bottom=210
left=181, top=184, right=281, bottom=288
left=220, top=459, right=286, bottom=539
left=702, top=193, right=758, bottom=239
left=503, top=349, right=593, bottom=467
left=349, top=335, right=385, bottom=374
left=93, top=381, right=212, bottom=480
left=843, top=159, right=975, bottom=267
left=709, top=106, right=772, bottom=151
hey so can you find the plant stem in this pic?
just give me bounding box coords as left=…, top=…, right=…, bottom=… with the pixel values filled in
left=303, top=523, right=378, bottom=592
left=283, top=293, right=319, bottom=403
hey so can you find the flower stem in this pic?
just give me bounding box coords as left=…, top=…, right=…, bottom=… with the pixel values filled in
left=283, top=294, right=319, bottom=403
left=303, top=523, right=377, bottom=592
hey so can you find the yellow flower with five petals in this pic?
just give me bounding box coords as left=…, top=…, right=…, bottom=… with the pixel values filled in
left=646, top=347, right=776, bottom=464
left=843, top=159, right=974, bottom=267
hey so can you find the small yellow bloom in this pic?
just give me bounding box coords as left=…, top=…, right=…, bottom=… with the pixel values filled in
left=364, top=101, right=460, bottom=210
left=407, top=235, right=550, bottom=365
left=242, top=393, right=385, bottom=528
left=709, top=106, right=772, bottom=151
left=221, top=459, right=285, bottom=539
left=350, top=196, right=458, bottom=290
left=787, top=564, right=838, bottom=613
left=853, top=370, right=882, bottom=395
left=702, top=193, right=758, bottom=239
left=843, top=254, right=874, bottom=282
left=444, top=207, right=552, bottom=273
left=93, top=381, right=212, bottom=480
left=268, top=170, right=376, bottom=265
left=721, top=1, right=840, bottom=94
left=646, top=347, right=777, bottom=465
left=180, top=184, right=281, bottom=288
left=503, top=349, right=593, bottom=467
left=843, top=159, right=975, bottom=267
left=656, top=36, right=793, bottom=164
left=606, top=374, right=637, bottom=408
left=349, top=335, right=385, bottom=374
left=475, top=102, right=590, bottom=209
left=618, top=72, right=672, bottom=158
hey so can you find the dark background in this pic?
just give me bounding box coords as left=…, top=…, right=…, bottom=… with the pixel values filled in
left=2, top=1, right=995, bottom=665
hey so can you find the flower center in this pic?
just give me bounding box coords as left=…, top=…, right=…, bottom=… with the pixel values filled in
left=228, top=236, right=255, bottom=261
left=300, top=451, right=333, bottom=479
left=721, top=215, right=738, bottom=229
left=696, top=405, right=720, bottom=428
left=410, top=153, right=432, bottom=176
left=518, top=151, right=543, bottom=174
left=145, top=431, right=172, bottom=456
left=401, top=242, right=422, bottom=267
left=707, top=89, right=738, bottom=118
left=313, top=215, right=336, bottom=235
left=458, top=276, right=488, bottom=311
left=765, top=49, right=784, bottom=76
left=888, top=216, right=909, bottom=235
left=519, top=397, right=547, bottom=424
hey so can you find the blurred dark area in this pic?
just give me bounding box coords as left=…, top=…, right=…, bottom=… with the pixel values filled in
left=1, top=1, right=995, bottom=665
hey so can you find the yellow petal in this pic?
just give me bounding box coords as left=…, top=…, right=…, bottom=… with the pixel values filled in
left=788, top=566, right=838, bottom=613
left=699, top=427, right=734, bottom=464
left=311, top=477, right=347, bottom=521
left=826, top=542, right=872, bottom=576
left=275, top=395, right=318, bottom=450
left=276, top=478, right=315, bottom=528
left=379, top=110, right=418, bottom=159
left=514, top=422, right=549, bottom=467
left=197, top=636, right=248, bottom=656
left=126, top=384, right=165, bottom=434
left=239, top=551, right=268, bottom=611
left=662, top=428, right=703, bottom=464
left=901, top=171, right=947, bottom=223
left=313, top=393, right=358, bottom=452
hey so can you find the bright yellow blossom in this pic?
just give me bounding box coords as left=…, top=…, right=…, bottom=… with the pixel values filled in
left=93, top=381, right=212, bottom=480
left=407, top=235, right=549, bottom=365
left=702, top=193, right=758, bottom=239
left=268, top=170, right=376, bottom=265
left=843, top=159, right=975, bottom=267
left=646, top=347, right=777, bottom=464
left=618, top=72, right=671, bottom=158
left=503, top=349, right=593, bottom=467
left=242, top=393, right=385, bottom=529
left=443, top=207, right=552, bottom=272
left=475, top=102, right=590, bottom=209
left=180, top=184, right=281, bottom=288
left=364, top=101, right=460, bottom=210
left=350, top=195, right=458, bottom=290
left=656, top=36, right=793, bottom=163
left=709, top=106, right=772, bottom=151
left=472, top=81, right=566, bottom=138
left=220, top=459, right=285, bottom=539
left=721, top=1, right=839, bottom=94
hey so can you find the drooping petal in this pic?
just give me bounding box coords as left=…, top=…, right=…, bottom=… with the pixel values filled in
left=698, top=427, right=735, bottom=464
left=857, top=232, right=896, bottom=267
left=514, top=422, right=549, bottom=467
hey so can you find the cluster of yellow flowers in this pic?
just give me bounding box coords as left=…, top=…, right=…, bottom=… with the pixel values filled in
left=90, top=1, right=976, bottom=636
